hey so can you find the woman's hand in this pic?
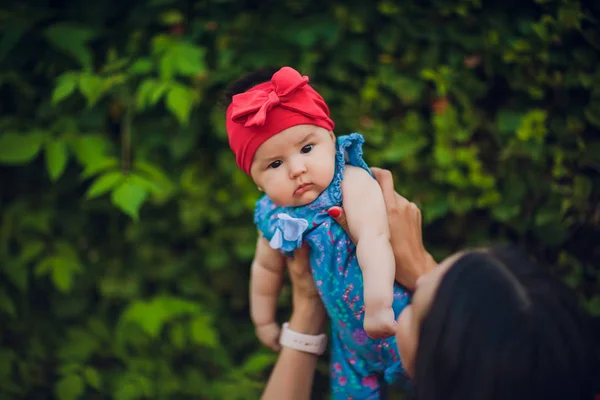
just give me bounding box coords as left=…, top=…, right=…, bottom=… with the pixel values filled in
left=328, top=168, right=436, bottom=291
left=285, top=243, right=326, bottom=334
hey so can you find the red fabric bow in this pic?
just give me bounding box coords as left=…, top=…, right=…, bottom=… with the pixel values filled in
left=230, top=67, right=327, bottom=127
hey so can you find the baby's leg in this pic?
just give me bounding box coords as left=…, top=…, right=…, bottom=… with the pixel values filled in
left=330, top=333, right=385, bottom=400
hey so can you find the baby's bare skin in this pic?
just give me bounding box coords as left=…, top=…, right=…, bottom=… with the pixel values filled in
left=364, top=307, right=397, bottom=339
left=342, top=166, right=397, bottom=339
left=256, top=322, right=281, bottom=351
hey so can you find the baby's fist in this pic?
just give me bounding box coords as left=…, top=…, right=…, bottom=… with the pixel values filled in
left=363, top=307, right=396, bottom=339
left=256, top=322, right=281, bottom=351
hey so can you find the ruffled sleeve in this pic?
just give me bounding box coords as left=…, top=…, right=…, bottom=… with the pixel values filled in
left=329, top=133, right=373, bottom=204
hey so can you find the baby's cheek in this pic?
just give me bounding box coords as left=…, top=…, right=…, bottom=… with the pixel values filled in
left=268, top=190, right=293, bottom=207
left=318, top=158, right=336, bottom=184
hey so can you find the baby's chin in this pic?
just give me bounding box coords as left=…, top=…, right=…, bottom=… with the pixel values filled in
left=293, top=192, right=319, bottom=207
left=271, top=189, right=321, bottom=208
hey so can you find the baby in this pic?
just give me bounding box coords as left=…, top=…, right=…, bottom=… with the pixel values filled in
left=225, top=66, right=411, bottom=397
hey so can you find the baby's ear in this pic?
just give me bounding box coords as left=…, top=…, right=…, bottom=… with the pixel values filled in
left=328, top=130, right=335, bottom=142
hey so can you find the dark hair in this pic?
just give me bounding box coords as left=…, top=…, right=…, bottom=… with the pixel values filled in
left=219, top=66, right=280, bottom=107
left=414, top=245, right=597, bottom=400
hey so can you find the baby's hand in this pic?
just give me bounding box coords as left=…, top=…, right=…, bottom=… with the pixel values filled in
left=256, top=322, right=281, bottom=351
left=363, top=307, right=396, bottom=339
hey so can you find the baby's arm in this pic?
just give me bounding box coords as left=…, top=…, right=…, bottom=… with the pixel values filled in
left=341, top=166, right=396, bottom=339
left=250, top=234, right=286, bottom=351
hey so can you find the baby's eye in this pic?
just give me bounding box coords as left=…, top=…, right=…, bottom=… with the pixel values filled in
left=268, top=160, right=282, bottom=169
left=301, top=144, right=313, bottom=154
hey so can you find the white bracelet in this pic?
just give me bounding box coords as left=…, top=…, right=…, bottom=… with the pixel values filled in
left=279, top=322, right=328, bottom=355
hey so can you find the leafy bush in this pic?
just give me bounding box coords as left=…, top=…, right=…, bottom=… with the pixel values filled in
left=0, top=0, right=598, bottom=398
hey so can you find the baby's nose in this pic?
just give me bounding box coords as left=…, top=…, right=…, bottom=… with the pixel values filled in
left=289, top=159, right=307, bottom=178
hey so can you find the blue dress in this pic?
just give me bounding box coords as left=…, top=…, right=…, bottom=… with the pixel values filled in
left=254, top=134, right=412, bottom=399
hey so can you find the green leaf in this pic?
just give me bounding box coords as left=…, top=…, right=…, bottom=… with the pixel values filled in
left=51, top=259, right=81, bottom=293
left=0, top=132, right=46, bottom=164
left=120, top=296, right=200, bottom=338
left=83, top=366, right=102, bottom=390
left=58, top=328, right=99, bottom=362
left=136, top=79, right=166, bottom=110
left=573, top=175, right=592, bottom=201
left=80, top=157, right=119, bottom=179
left=57, top=363, right=80, bottom=376
left=172, top=42, right=207, bottom=76
left=241, top=353, right=278, bottom=375
left=55, top=374, right=84, bottom=400
left=496, top=110, right=522, bottom=133
left=558, top=5, right=582, bottom=30
left=121, top=302, right=165, bottom=338
left=587, top=296, right=600, bottom=316
left=35, top=257, right=54, bottom=276
left=52, top=73, right=79, bottom=104
left=19, top=210, right=52, bottom=234
left=190, top=315, right=218, bottom=348
left=35, top=255, right=82, bottom=293
left=3, top=261, right=28, bottom=293
left=128, top=173, right=163, bottom=195
left=129, top=58, right=154, bottom=75
left=79, top=73, right=105, bottom=106
left=19, top=240, right=46, bottom=263
left=133, top=161, right=173, bottom=185
left=44, top=23, right=95, bottom=69
left=423, top=197, right=450, bottom=223
left=166, top=85, right=194, bottom=125
left=111, top=179, right=149, bottom=220
left=584, top=101, right=600, bottom=128
left=492, top=203, right=520, bottom=222
left=0, top=348, right=16, bottom=378
left=86, top=172, right=123, bottom=199
left=158, top=55, right=176, bottom=80
left=135, top=82, right=152, bottom=110
left=160, top=10, right=184, bottom=25
left=102, top=54, right=130, bottom=73
left=132, top=161, right=175, bottom=202
left=0, top=289, right=16, bottom=317
left=70, top=135, right=111, bottom=166
left=113, top=373, right=152, bottom=400
left=169, top=323, right=187, bottom=349
left=45, top=140, right=69, bottom=181
left=148, top=82, right=169, bottom=106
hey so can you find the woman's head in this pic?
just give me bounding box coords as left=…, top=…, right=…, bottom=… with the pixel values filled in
left=396, top=245, right=597, bottom=400
left=223, top=67, right=337, bottom=205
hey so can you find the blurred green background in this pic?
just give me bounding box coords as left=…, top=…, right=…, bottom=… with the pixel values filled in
left=0, top=0, right=599, bottom=398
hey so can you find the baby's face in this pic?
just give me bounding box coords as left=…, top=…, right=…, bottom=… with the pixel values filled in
left=250, top=124, right=336, bottom=207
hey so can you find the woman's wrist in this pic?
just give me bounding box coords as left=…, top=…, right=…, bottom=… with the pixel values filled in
left=425, top=252, right=437, bottom=268
left=288, top=300, right=326, bottom=335
left=397, top=250, right=438, bottom=291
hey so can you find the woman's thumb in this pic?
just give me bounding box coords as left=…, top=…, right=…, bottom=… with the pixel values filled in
left=328, top=207, right=348, bottom=230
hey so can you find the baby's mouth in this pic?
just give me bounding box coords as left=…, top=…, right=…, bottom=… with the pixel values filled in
left=294, top=183, right=312, bottom=196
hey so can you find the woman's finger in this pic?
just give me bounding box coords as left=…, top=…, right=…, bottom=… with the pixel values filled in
left=371, top=168, right=397, bottom=212
left=327, top=206, right=357, bottom=244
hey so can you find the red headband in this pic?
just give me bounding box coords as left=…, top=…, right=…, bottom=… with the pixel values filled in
left=226, top=67, right=335, bottom=175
